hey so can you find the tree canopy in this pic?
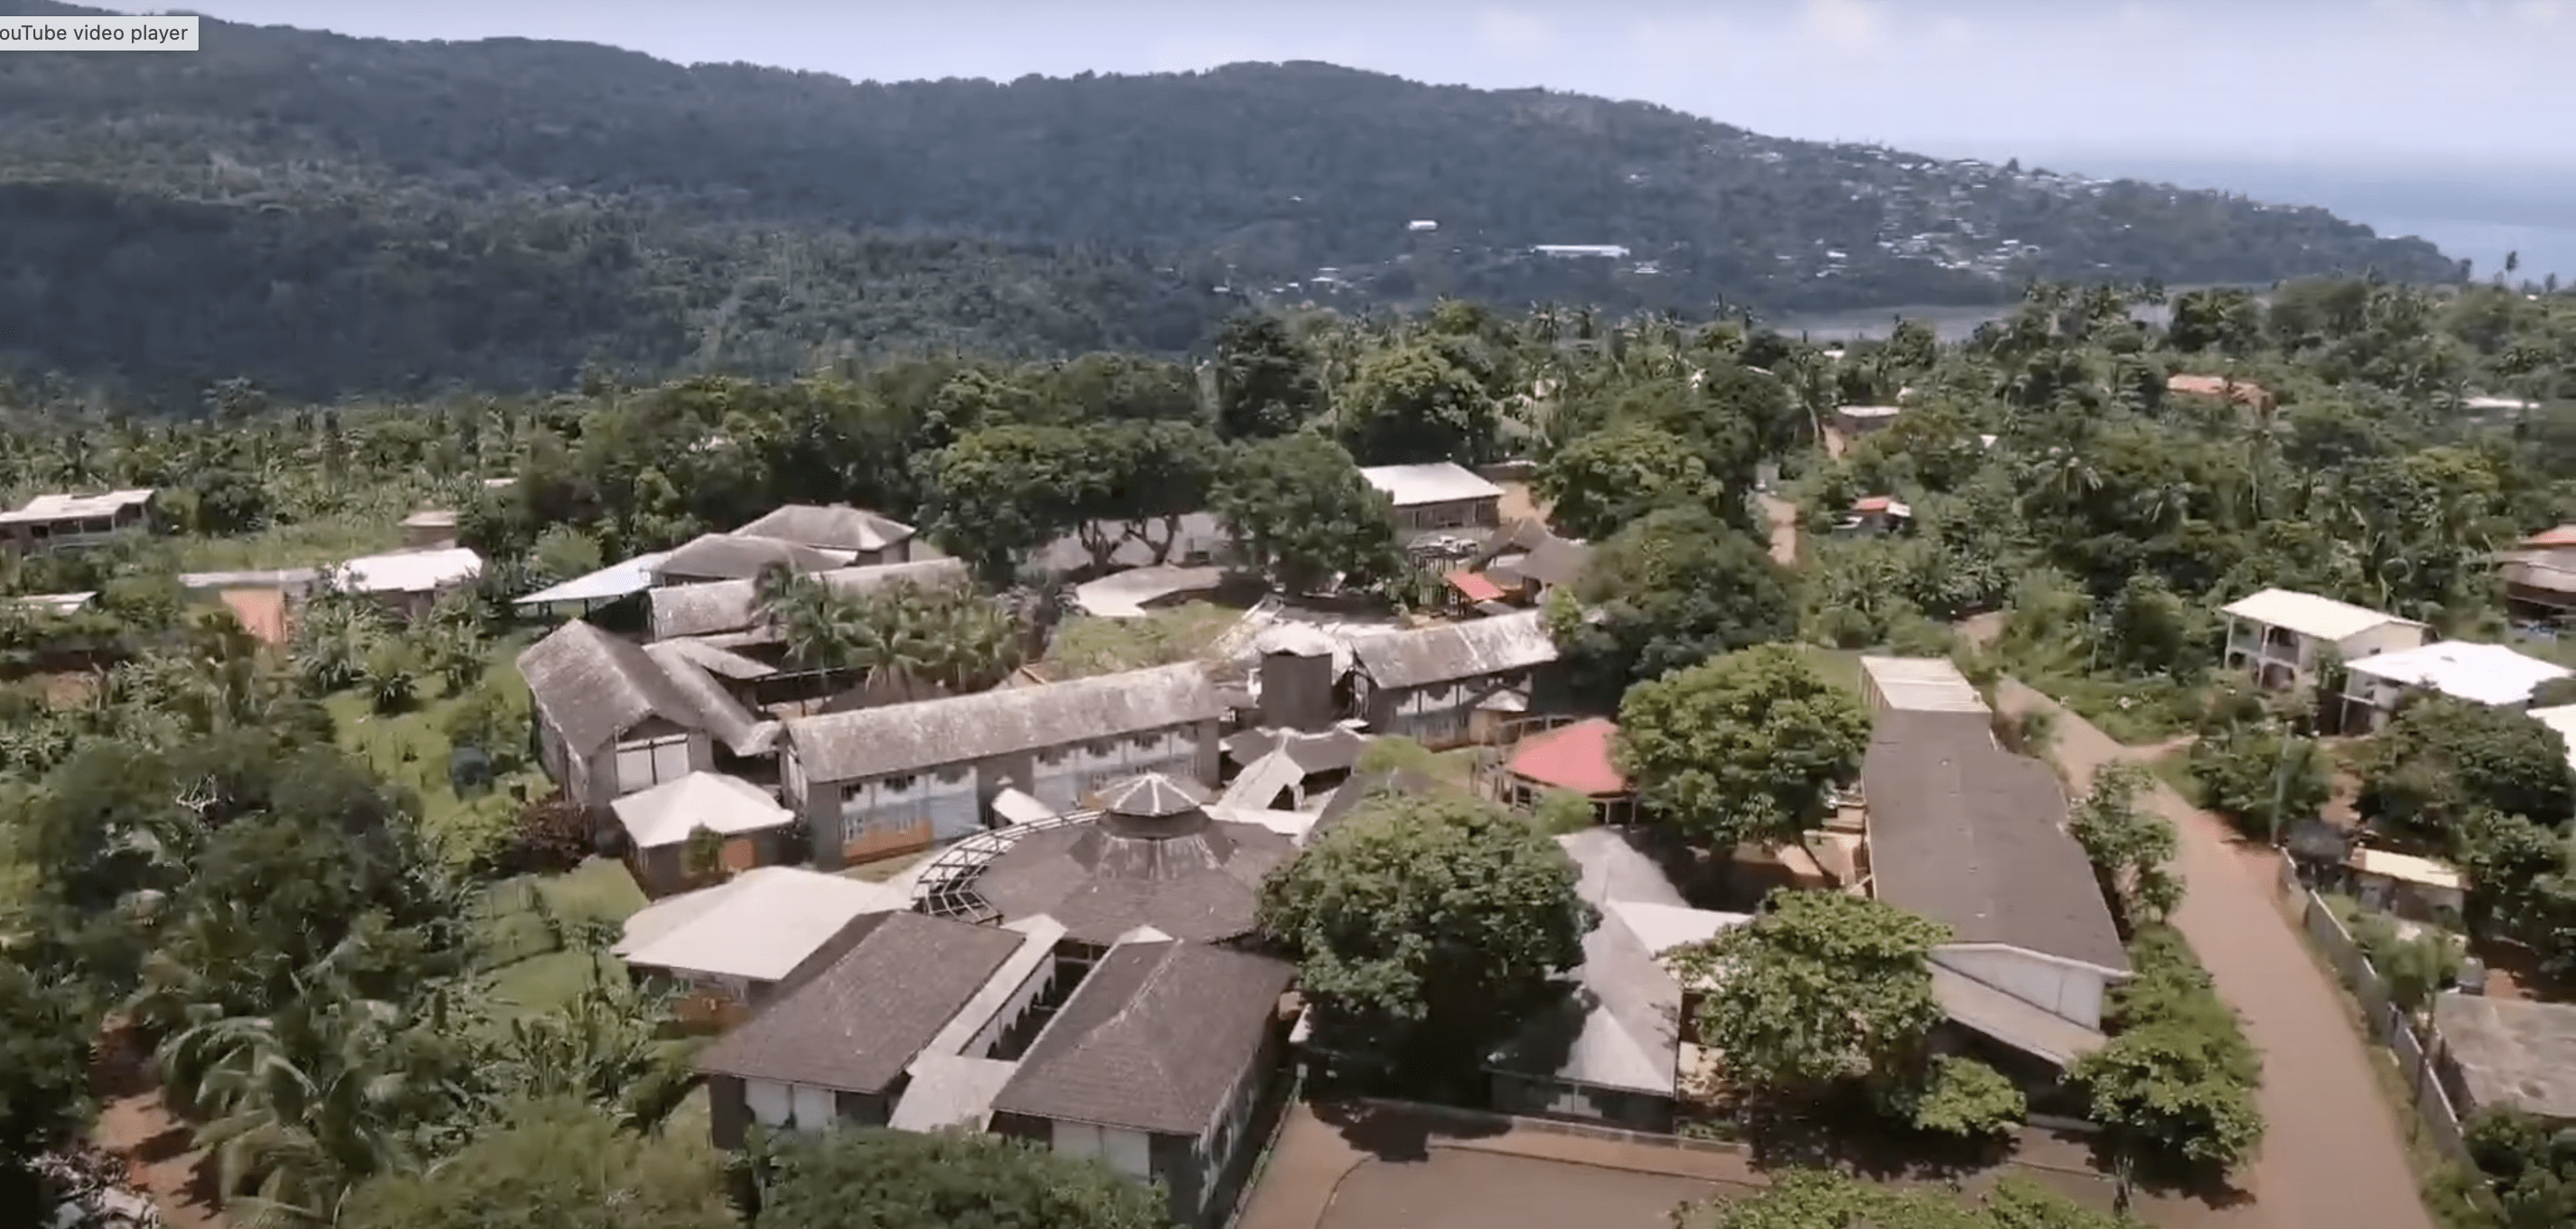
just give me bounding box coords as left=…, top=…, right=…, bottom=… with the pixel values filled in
left=755, top=1127, right=1164, bottom=1229
left=1256, top=792, right=1591, bottom=1070
left=338, top=1098, right=737, bottom=1229
left=1677, top=1169, right=2142, bottom=1229
left=1613, top=645, right=1871, bottom=849
left=1670, top=891, right=1950, bottom=1102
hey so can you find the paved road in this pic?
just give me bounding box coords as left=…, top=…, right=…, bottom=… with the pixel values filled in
left=1997, top=679, right=2436, bottom=1229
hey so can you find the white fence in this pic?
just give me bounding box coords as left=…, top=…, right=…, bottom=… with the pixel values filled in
left=2272, top=855, right=2472, bottom=1165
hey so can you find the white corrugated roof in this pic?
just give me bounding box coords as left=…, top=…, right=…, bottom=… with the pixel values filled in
left=2348, top=847, right=2465, bottom=892
left=333, top=547, right=483, bottom=595
left=1860, top=655, right=1989, bottom=714
left=10, top=591, right=94, bottom=614
left=608, top=772, right=794, bottom=848
left=1839, top=404, right=1904, bottom=419
left=2347, top=642, right=2571, bottom=707
left=0, top=487, right=154, bottom=524
left=2221, top=587, right=2418, bottom=642
left=1357, top=462, right=1506, bottom=507
left=613, top=866, right=905, bottom=982
left=514, top=550, right=673, bottom=606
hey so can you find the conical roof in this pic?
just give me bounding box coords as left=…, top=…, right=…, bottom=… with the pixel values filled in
left=1098, top=772, right=1209, bottom=819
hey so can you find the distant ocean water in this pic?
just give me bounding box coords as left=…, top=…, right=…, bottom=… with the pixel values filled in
left=2361, top=217, right=2576, bottom=285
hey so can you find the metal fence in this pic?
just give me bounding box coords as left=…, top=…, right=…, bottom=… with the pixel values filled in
left=2275, top=855, right=2472, bottom=1165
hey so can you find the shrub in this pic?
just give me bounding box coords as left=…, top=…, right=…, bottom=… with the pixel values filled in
left=506, top=794, right=596, bottom=874
left=1531, top=789, right=1598, bottom=836
left=1906, top=1055, right=2026, bottom=1140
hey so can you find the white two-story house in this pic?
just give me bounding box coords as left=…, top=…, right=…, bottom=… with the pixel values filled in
left=2220, top=587, right=2428, bottom=691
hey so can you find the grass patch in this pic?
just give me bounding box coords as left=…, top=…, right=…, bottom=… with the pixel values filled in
left=328, top=633, right=533, bottom=836
left=2012, top=668, right=2202, bottom=745
left=2151, top=747, right=2201, bottom=805
left=477, top=857, right=648, bottom=1021
left=168, top=514, right=403, bottom=572
left=1798, top=646, right=1864, bottom=697
left=1042, top=602, right=1245, bottom=679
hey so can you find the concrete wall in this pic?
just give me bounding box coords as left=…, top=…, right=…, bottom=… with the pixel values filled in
left=1932, top=946, right=2110, bottom=1032
left=1365, top=670, right=1536, bottom=750
left=709, top=1073, right=892, bottom=1150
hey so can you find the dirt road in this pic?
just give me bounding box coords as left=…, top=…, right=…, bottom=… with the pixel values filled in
left=1996, top=679, right=2436, bottom=1229
left=1756, top=494, right=1799, bottom=567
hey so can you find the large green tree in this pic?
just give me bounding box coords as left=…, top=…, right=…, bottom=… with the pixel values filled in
left=1531, top=424, right=1720, bottom=541
left=1212, top=310, right=1322, bottom=439
left=2069, top=762, right=2184, bottom=929
left=2358, top=695, right=2576, bottom=846
left=1550, top=505, right=1798, bottom=691
left=1210, top=434, right=1402, bottom=593
left=339, top=1098, right=737, bottom=1229
left=756, top=1127, right=1163, bottom=1229
left=1613, top=644, right=1870, bottom=850
left=1256, top=792, right=1591, bottom=1070
left=1669, top=891, right=1949, bottom=1103
left=2069, top=929, right=2265, bottom=1176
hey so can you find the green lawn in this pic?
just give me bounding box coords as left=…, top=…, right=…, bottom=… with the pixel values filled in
left=169, top=514, right=404, bottom=571
left=328, top=633, right=535, bottom=839
left=477, top=857, right=648, bottom=1020
left=1042, top=602, right=1246, bottom=679
left=1798, top=646, right=1865, bottom=697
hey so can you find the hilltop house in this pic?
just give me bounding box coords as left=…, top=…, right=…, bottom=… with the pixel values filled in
left=700, top=914, right=1292, bottom=1228
left=2220, top=587, right=2428, bottom=691
left=0, top=488, right=157, bottom=555
left=1856, top=657, right=2131, bottom=1083
left=1346, top=609, right=1561, bottom=749
left=779, top=663, right=1228, bottom=866
left=1359, top=463, right=1505, bottom=540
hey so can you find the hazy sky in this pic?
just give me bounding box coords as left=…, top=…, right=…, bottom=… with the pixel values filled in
left=95, top=0, right=2576, bottom=172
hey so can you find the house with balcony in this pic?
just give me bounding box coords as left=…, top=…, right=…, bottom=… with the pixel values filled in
left=2219, top=587, right=2428, bottom=691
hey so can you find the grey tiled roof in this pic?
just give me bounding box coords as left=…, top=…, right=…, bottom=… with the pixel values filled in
left=642, top=642, right=780, bottom=757
left=989, top=940, right=1292, bottom=1134
left=648, top=558, right=972, bottom=641
left=974, top=814, right=1294, bottom=945
left=515, top=620, right=708, bottom=755
left=1348, top=610, right=1558, bottom=691
left=784, top=662, right=1223, bottom=783
left=1863, top=712, right=2128, bottom=973
left=1310, top=768, right=1445, bottom=837
left=655, top=532, right=847, bottom=582
left=734, top=504, right=915, bottom=553
left=696, top=912, right=1025, bottom=1094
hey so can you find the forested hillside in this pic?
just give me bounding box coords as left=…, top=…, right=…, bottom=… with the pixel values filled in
left=0, top=2, right=2456, bottom=405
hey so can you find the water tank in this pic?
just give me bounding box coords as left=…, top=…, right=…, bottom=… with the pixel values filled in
left=1255, top=624, right=1339, bottom=732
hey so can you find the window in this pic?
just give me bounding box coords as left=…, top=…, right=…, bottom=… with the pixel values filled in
left=884, top=774, right=916, bottom=794
left=745, top=1079, right=793, bottom=1127
left=791, top=1085, right=837, bottom=1130
left=615, top=734, right=694, bottom=793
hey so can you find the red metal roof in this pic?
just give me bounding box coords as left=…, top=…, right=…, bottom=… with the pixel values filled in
left=1506, top=717, right=1628, bottom=797
left=1445, top=569, right=1506, bottom=604
left=1851, top=495, right=1893, bottom=513
left=2526, top=525, right=2576, bottom=548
